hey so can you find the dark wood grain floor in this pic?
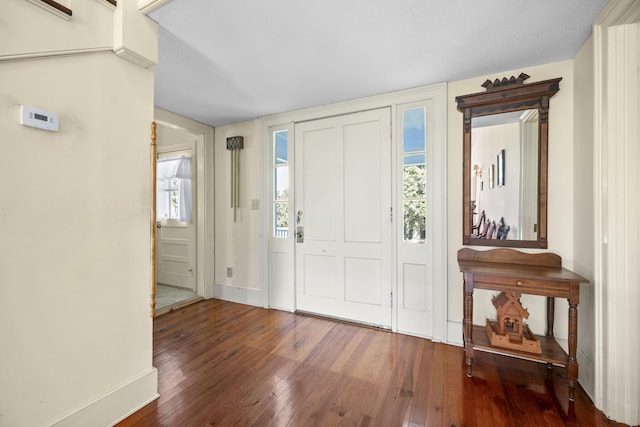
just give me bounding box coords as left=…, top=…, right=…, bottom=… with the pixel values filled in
left=118, top=299, right=624, bottom=427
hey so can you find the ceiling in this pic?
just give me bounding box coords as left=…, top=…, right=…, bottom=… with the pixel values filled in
left=148, top=0, right=608, bottom=127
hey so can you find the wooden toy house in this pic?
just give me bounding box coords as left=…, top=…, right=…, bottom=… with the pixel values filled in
left=485, top=291, right=542, bottom=354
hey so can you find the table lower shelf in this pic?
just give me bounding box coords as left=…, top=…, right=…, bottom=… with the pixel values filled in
left=468, top=325, right=568, bottom=366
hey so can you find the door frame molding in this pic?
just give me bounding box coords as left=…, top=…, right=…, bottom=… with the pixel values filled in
left=593, top=1, right=640, bottom=423
left=154, top=107, right=215, bottom=299
left=261, top=82, right=448, bottom=340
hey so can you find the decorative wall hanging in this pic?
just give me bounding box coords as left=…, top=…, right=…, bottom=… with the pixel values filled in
left=227, top=136, right=244, bottom=222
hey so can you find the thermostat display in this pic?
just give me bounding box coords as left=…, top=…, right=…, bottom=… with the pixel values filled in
left=20, top=105, right=59, bottom=132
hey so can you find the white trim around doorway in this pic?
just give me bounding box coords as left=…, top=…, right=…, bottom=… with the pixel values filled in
left=154, top=107, right=215, bottom=300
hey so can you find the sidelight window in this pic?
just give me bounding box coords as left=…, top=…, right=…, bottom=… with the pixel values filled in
left=273, top=130, right=289, bottom=238
left=401, top=108, right=426, bottom=242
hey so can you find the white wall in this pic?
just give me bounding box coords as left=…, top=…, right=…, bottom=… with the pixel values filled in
left=156, top=122, right=200, bottom=147
left=447, top=60, right=577, bottom=341
left=0, top=2, right=158, bottom=426
left=573, top=35, right=596, bottom=399
left=214, top=120, right=264, bottom=305
left=471, top=122, right=521, bottom=237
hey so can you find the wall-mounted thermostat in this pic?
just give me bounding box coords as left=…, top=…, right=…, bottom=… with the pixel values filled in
left=20, top=105, right=59, bottom=132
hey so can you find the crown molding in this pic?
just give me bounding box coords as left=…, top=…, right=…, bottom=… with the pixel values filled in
left=138, top=0, right=171, bottom=14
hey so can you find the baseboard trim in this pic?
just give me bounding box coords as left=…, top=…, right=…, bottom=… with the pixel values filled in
left=50, top=368, right=158, bottom=427
left=213, top=283, right=262, bottom=307
left=447, top=321, right=463, bottom=347
left=577, top=347, right=595, bottom=401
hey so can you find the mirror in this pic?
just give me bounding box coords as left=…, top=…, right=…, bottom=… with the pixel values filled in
left=471, top=109, right=539, bottom=241
left=456, top=74, right=562, bottom=248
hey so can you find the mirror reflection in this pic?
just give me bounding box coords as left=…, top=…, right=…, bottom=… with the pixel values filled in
left=457, top=74, right=561, bottom=248
left=470, top=109, right=538, bottom=241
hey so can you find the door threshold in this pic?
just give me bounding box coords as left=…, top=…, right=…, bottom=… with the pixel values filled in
left=296, top=310, right=391, bottom=332
left=155, top=296, right=204, bottom=317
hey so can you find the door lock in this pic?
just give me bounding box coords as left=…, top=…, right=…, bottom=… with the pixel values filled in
left=296, top=226, right=304, bottom=243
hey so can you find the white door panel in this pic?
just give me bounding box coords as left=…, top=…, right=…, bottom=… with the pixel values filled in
left=295, top=108, right=391, bottom=327
left=344, top=257, right=382, bottom=305
left=401, top=263, right=427, bottom=312
left=157, top=221, right=193, bottom=289
left=302, top=127, right=338, bottom=242
left=303, top=254, right=336, bottom=299
left=344, top=123, right=382, bottom=243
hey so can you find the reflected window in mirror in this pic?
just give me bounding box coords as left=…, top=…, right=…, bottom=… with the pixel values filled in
left=402, top=108, right=426, bottom=243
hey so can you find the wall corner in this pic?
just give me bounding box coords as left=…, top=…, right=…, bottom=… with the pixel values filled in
left=114, top=0, right=158, bottom=68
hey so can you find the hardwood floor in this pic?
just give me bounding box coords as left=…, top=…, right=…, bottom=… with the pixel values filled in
left=118, top=299, right=625, bottom=427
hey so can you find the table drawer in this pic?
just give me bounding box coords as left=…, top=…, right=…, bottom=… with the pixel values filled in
left=472, top=274, right=571, bottom=297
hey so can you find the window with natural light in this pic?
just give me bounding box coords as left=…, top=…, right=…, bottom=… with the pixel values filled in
left=273, top=130, right=289, bottom=238
left=157, top=156, right=192, bottom=223
left=402, top=108, right=426, bottom=242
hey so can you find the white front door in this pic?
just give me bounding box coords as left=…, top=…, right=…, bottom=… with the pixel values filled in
left=294, top=108, right=392, bottom=327
left=156, top=149, right=196, bottom=291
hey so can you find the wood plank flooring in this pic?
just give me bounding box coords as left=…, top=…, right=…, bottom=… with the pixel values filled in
left=117, top=299, right=625, bottom=427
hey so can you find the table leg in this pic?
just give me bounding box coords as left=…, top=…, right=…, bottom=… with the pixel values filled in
left=546, top=296, right=555, bottom=337
left=568, top=300, right=578, bottom=401
left=463, top=277, right=474, bottom=377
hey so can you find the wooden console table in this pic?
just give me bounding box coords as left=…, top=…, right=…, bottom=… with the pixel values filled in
left=457, top=248, right=589, bottom=400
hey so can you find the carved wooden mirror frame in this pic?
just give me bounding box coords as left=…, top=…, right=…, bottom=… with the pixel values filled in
left=456, top=74, right=561, bottom=248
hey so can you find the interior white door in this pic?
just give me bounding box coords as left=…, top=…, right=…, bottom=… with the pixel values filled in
left=294, top=108, right=392, bottom=327
left=156, top=149, right=196, bottom=291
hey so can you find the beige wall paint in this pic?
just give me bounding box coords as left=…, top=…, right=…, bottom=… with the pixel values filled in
left=156, top=122, right=200, bottom=148
left=0, top=52, right=156, bottom=427
left=447, top=60, right=577, bottom=339
left=1, top=1, right=113, bottom=59
left=214, top=120, right=263, bottom=295
left=0, top=3, right=158, bottom=426
left=114, top=0, right=159, bottom=67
